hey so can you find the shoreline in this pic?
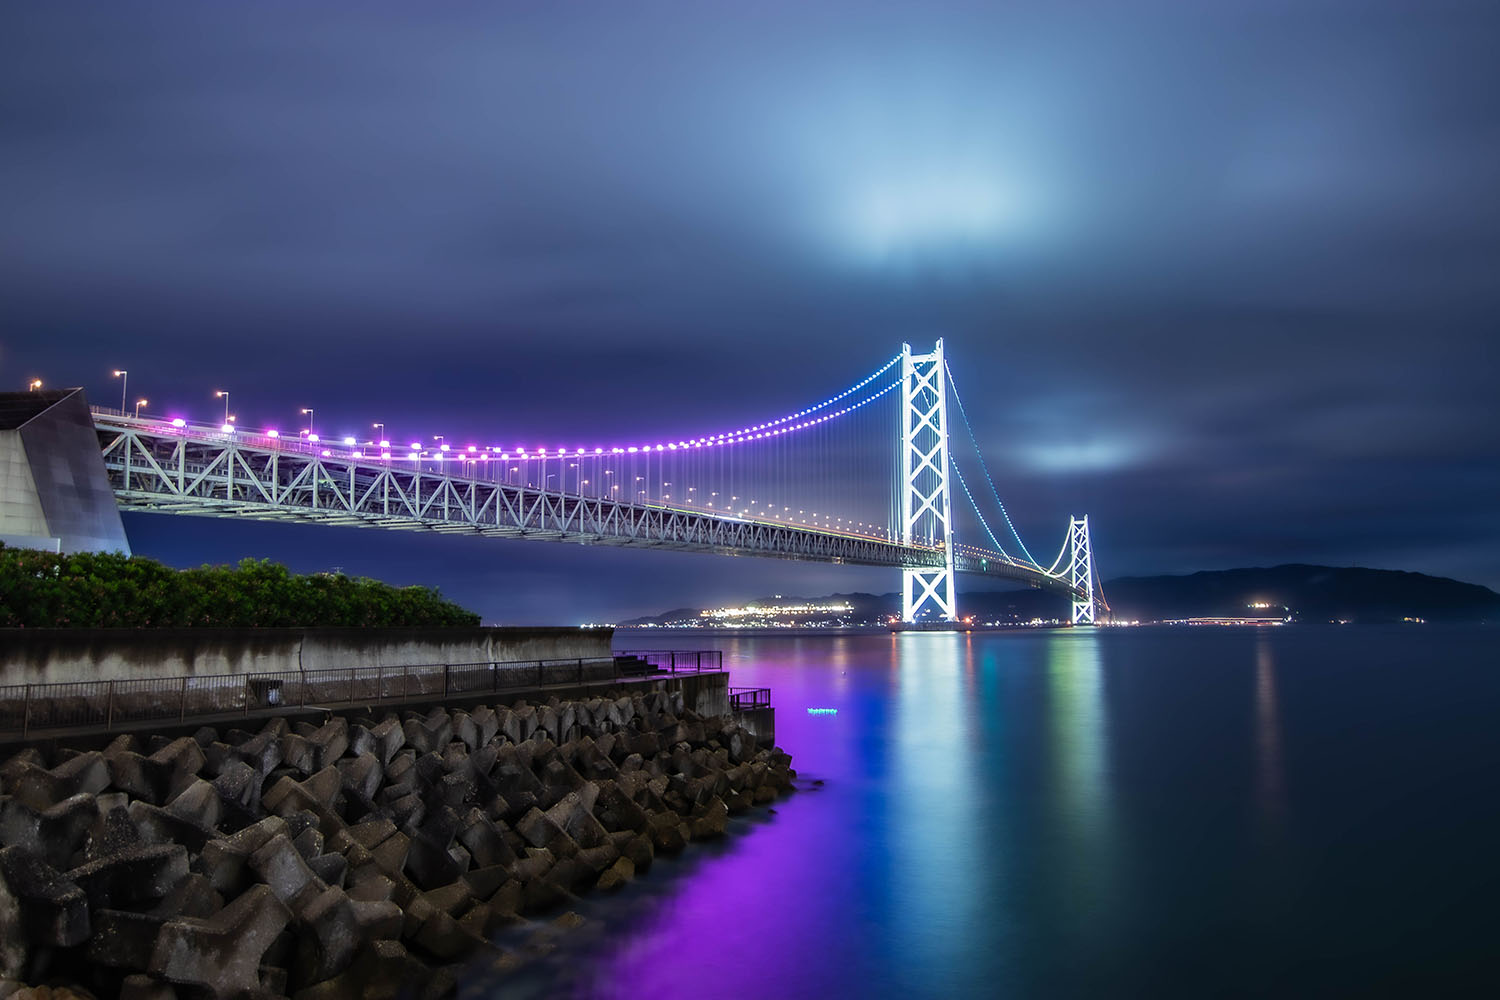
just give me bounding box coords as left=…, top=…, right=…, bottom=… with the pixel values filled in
left=0, top=684, right=793, bottom=997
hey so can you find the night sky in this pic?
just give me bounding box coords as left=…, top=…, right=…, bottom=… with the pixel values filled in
left=4, top=2, right=1497, bottom=623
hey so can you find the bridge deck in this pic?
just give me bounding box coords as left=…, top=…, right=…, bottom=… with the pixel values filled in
left=93, top=412, right=1080, bottom=599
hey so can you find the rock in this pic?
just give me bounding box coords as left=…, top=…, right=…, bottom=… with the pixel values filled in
left=5, top=753, right=109, bottom=812
left=149, top=740, right=207, bottom=798
left=402, top=711, right=452, bottom=756
left=461, top=865, right=512, bottom=902
left=455, top=810, right=514, bottom=870
left=230, top=731, right=283, bottom=777
left=210, top=760, right=262, bottom=817
left=1, top=792, right=96, bottom=870
left=0, top=846, right=90, bottom=947
left=510, top=848, right=554, bottom=883
left=346, top=864, right=395, bottom=903
left=280, top=734, right=317, bottom=777
left=452, top=712, right=479, bottom=752
left=513, top=807, right=578, bottom=859
left=621, top=834, right=654, bottom=873
left=418, top=880, right=473, bottom=918
left=88, top=907, right=167, bottom=970
left=348, top=818, right=397, bottom=851
left=648, top=812, right=688, bottom=854
left=368, top=831, right=411, bottom=880
left=105, top=748, right=173, bottom=805
left=150, top=885, right=290, bottom=999
left=152, top=872, right=222, bottom=920
left=350, top=898, right=403, bottom=941
left=689, top=796, right=730, bottom=839
left=336, top=753, right=382, bottom=802
left=261, top=774, right=346, bottom=839
left=409, top=909, right=488, bottom=963
left=469, top=706, right=499, bottom=747
left=68, top=842, right=189, bottom=910
left=119, top=974, right=179, bottom=1000
left=291, top=938, right=434, bottom=1000
left=198, top=815, right=289, bottom=895
left=520, top=877, right=573, bottom=915
left=309, top=719, right=350, bottom=769
left=309, top=852, right=349, bottom=888
left=293, top=825, right=325, bottom=863
left=364, top=717, right=407, bottom=766
left=574, top=843, right=619, bottom=875
left=591, top=780, right=650, bottom=835
left=248, top=833, right=325, bottom=913
left=595, top=856, right=635, bottom=892
left=295, top=885, right=362, bottom=985
left=164, top=779, right=222, bottom=833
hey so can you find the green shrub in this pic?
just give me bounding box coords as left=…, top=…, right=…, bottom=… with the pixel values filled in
left=0, top=545, right=479, bottom=628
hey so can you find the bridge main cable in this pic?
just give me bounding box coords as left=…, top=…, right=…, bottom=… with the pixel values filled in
left=943, top=358, right=1041, bottom=567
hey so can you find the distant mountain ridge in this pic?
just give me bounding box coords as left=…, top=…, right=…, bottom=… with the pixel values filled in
left=1103, top=564, right=1500, bottom=623
left=620, top=565, right=1500, bottom=625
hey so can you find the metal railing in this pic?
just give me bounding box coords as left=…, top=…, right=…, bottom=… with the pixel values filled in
left=728, top=686, right=772, bottom=712
left=622, top=650, right=722, bottom=675
left=0, top=650, right=723, bottom=740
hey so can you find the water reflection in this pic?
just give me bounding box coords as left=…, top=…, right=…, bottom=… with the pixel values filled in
left=1254, top=633, right=1285, bottom=836
left=1043, top=632, right=1117, bottom=930
left=498, top=628, right=1500, bottom=998
left=888, top=635, right=984, bottom=969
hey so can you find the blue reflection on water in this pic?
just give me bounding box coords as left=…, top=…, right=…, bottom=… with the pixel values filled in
left=474, top=627, right=1500, bottom=999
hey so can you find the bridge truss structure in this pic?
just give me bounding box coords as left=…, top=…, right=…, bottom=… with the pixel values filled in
left=86, top=340, right=1107, bottom=623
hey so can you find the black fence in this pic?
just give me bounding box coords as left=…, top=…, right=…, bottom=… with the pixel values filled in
left=729, top=686, right=772, bottom=711
left=0, top=649, right=724, bottom=739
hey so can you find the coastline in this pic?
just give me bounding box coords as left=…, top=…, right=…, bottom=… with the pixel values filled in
left=0, top=683, right=793, bottom=997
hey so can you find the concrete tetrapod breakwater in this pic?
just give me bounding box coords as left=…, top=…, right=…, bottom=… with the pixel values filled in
left=0, top=686, right=794, bottom=998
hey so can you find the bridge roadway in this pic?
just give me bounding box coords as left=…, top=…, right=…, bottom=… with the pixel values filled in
left=92, top=411, right=1080, bottom=600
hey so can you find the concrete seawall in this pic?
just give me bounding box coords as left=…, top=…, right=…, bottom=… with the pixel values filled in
left=0, top=681, right=794, bottom=997
left=0, top=627, right=614, bottom=686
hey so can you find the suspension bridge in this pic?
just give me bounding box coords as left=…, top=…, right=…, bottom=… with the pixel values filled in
left=10, top=341, right=1107, bottom=624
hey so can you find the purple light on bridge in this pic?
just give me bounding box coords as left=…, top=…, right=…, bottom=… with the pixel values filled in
left=171, top=418, right=186, bottom=428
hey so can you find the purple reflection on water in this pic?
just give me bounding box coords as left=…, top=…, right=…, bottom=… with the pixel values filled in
left=465, top=627, right=1500, bottom=1000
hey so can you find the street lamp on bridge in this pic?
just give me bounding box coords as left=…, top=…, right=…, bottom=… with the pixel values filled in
left=301, top=408, right=315, bottom=437
left=214, top=390, right=230, bottom=423
left=134, top=398, right=148, bottom=418
left=27, top=378, right=42, bottom=391
left=112, top=369, right=127, bottom=412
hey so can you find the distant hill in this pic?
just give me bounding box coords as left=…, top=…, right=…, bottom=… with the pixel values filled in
left=1102, top=565, right=1500, bottom=624
left=620, top=565, right=1500, bottom=625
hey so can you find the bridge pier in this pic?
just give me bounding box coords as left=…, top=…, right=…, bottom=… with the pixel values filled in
left=899, top=340, right=957, bottom=622
left=0, top=389, right=129, bottom=554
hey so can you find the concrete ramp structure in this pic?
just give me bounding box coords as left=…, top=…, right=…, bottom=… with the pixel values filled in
left=0, top=388, right=130, bottom=554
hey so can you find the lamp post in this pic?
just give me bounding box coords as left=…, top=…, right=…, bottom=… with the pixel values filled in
left=27, top=378, right=42, bottom=391
left=112, top=370, right=128, bottom=412
left=302, top=408, right=315, bottom=436
left=373, top=422, right=384, bottom=446
left=134, top=398, right=148, bottom=418
left=215, top=390, right=230, bottom=423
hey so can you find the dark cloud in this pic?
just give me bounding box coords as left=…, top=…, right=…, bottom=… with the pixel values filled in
left=3, top=1, right=1496, bottom=619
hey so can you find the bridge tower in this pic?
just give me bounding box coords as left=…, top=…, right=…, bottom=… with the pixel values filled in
left=1068, top=514, right=1096, bottom=625
left=900, top=340, right=957, bottom=622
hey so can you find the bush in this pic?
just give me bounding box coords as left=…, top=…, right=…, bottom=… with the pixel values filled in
left=0, top=545, right=480, bottom=628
